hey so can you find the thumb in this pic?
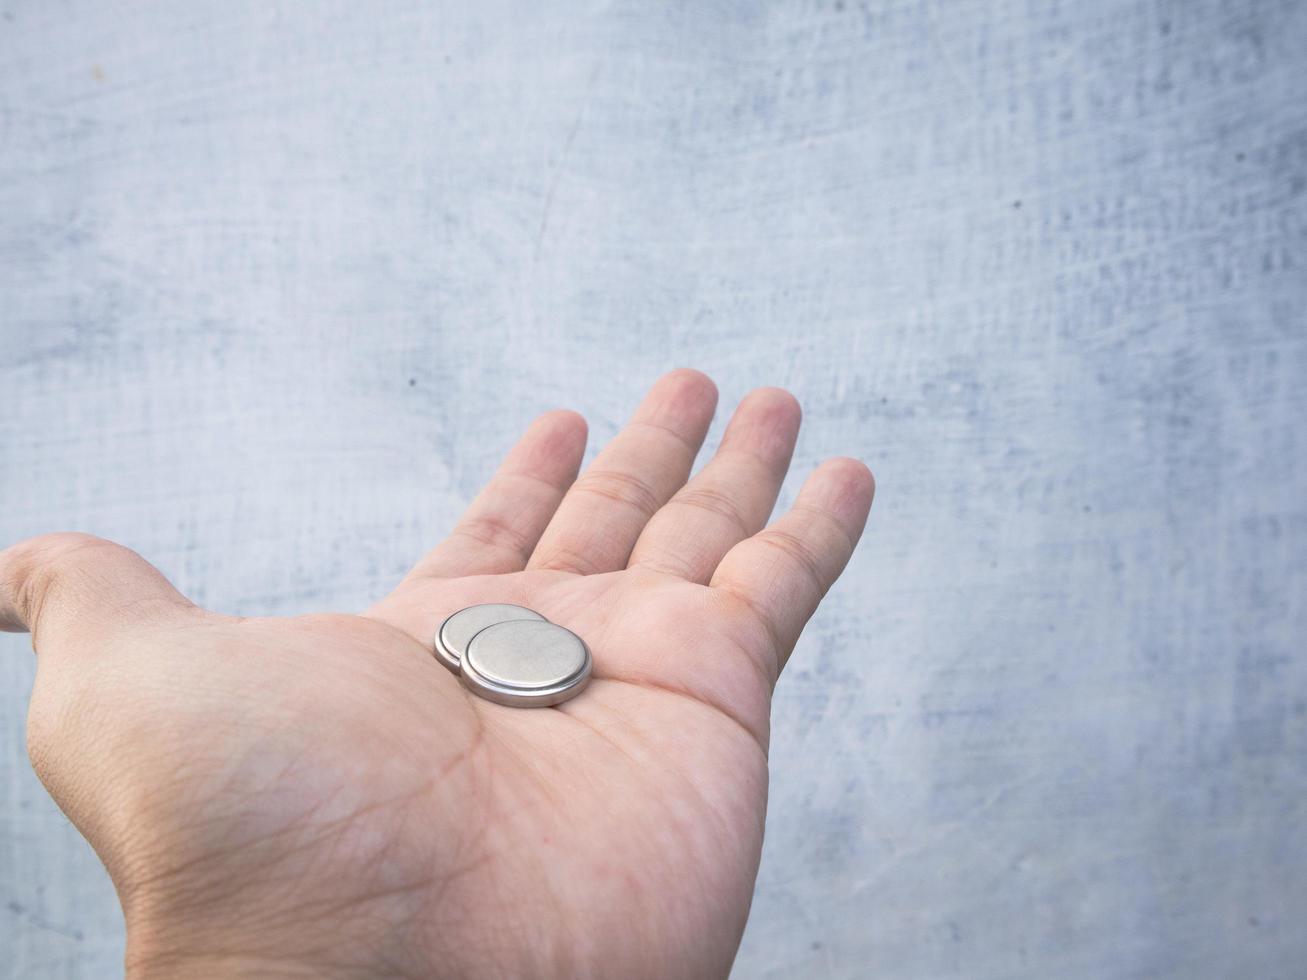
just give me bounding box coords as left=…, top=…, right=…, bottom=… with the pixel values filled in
left=0, top=532, right=199, bottom=655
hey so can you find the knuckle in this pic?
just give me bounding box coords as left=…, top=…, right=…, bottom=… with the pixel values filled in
left=791, top=501, right=860, bottom=551
left=630, top=418, right=699, bottom=456
left=533, top=543, right=598, bottom=576
left=455, top=513, right=533, bottom=558
left=754, top=528, right=829, bottom=596
left=629, top=552, right=691, bottom=578
left=673, top=485, right=751, bottom=536
left=570, top=468, right=662, bottom=518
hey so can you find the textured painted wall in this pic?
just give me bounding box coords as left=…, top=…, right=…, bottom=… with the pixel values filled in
left=2, top=1, right=1305, bottom=977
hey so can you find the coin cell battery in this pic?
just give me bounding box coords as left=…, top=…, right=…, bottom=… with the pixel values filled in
left=460, top=619, right=592, bottom=708
left=434, top=603, right=546, bottom=674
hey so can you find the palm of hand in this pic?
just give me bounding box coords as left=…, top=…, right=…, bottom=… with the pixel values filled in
left=3, top=371, right=873, bottom=979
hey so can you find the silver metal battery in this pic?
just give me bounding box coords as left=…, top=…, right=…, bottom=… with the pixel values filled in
left=434, top=603, right=546, bottom=674
left=460, top=619, right=592, bottom=708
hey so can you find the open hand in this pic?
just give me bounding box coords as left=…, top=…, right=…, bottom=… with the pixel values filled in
left=1, top=370, right=874, bottom=979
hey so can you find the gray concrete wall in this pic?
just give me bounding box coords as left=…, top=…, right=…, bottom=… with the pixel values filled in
left=2, top=1, right=1304, bottom=977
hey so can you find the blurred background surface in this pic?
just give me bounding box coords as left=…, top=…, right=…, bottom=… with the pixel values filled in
left=2, top=1, right=1305, bottom=977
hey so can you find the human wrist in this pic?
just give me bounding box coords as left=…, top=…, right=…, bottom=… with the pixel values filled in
left=123, top=910, right=369, bottom=980
left=114, top=837, right=441, bottom=979
left=126, top=949, right=336, bottom=980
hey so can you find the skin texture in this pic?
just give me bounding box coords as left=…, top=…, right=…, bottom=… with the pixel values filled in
left=0, top=370, right=875, bottom=979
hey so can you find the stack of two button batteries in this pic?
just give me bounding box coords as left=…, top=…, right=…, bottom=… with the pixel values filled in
left=434, top=604, right=592, bottom=707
